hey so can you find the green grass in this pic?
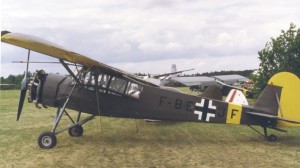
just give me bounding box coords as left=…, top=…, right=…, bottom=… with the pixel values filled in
left=0, top=90, right=299, bottom=167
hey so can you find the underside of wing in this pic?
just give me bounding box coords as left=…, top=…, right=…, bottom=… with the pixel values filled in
left=1, top=31, right=158, bottom=87
left=170, top=76, right=218, bottom=87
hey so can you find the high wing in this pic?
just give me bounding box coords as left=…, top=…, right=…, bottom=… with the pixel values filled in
left=153, top=68, right=194, bottom=79
left=1, top=31, right=158, bottom=87
left=170, top=76, right=218, bottom=87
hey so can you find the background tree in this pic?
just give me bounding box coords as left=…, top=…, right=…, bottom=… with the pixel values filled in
left=0, top=73, right=27, bottom=89
left=253, top=23, right=300, bottom=95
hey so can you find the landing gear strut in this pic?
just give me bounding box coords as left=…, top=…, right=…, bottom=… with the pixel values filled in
left=248, top=125, right=279, bottom=142
left=263, top=127, right=277, bottom=142
left=38, top=84, right=95, bottom=149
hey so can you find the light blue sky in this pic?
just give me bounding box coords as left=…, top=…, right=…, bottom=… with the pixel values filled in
left=1, top=0, right=300, bottom=77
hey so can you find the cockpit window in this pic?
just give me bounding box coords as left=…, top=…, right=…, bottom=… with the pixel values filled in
left=98, top=74, right=110, bottom=89
left=125, top=82, right=143, bottom=99
left=81, top=72, right=95, bottom=90
left=109, top=77, right=127, bottom=94
left=78, top=72, right=143, bottom=99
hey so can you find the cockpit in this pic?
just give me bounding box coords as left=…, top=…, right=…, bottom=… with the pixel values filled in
left=70, top=71, right=143, bottom=99
left=28, top=69, right=144, bottom=110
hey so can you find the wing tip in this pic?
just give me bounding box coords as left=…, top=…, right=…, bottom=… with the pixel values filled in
left=1, top=30, right=11, bottom=37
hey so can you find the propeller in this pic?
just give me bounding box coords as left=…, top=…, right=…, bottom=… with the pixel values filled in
left=17, top=73, right=28, bottom=121
left=17, top=50, right=30, bottom=121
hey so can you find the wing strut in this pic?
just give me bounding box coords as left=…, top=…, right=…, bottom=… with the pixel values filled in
left=59, top=59, right=81, bottom=84
left=94, top=74, right=103, bottom=132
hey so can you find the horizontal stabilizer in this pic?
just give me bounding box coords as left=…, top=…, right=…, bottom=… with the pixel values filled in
left=246, top=111, right=300, bottom=124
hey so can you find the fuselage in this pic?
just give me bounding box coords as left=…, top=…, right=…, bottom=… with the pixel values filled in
left=34, top=73, right=266, bottom=126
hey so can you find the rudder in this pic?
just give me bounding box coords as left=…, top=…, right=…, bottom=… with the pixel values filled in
left=268, top=72, right=300, bottom=126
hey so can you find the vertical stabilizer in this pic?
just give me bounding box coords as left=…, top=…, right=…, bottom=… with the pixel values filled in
left=171, top=64, right=177, bottom=73
left=267, top=72, right=300, bottom=126
left=253, top=84, right=282, bottom=115
left=254, top=72, right=300, bottom=127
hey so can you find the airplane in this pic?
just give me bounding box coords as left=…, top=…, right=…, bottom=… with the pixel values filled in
left=216, top=79, right=254, bottom=98
left=142, top=65, right=194, bottom=86
left=170, top=75, right=254, bottom=98
left=0, top=84, right=15, bottom=90
left=1, top=31, right=300, bottom=149
left=140, top=64, right=253, bottom=98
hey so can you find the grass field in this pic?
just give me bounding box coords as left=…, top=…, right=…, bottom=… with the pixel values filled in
left=0, top=90, right=299, bottom=167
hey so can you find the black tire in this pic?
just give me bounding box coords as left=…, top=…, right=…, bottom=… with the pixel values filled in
left=268, top=134, right=277, bottom=142
left=68, top=125, right=83, bottom=137
left=38, top=131, right=57, bottom=149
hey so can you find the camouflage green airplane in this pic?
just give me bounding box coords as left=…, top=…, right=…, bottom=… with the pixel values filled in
left=2, top=31, right=300, bottom=149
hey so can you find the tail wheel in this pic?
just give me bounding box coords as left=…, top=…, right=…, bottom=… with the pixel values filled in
left=38, top=132, right=57, bottom=149
left=68, top=125, right=84, bottom=137
left=267, top=134, right=277, bottom=142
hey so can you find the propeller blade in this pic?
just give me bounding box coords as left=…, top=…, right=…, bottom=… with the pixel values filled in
left=17, top=49, right=31, bottom=121
left=17, top=74, right=28, bottom=121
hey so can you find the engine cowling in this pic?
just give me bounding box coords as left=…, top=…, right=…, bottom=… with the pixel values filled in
left=28, top=70, right=70, bottom=108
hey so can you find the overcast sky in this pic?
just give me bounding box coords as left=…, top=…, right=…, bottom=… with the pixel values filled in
left=1, top=0, right=300, bottom=77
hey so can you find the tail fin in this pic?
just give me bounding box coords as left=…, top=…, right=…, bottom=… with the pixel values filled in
left=201, top=85, right=222, bottom=101
left=171, top=64, right=177, bottom=73
left=254, top=72, right=300, bottom=127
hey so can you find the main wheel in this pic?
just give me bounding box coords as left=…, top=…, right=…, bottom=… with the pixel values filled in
left=38, top=131, right=57, bottom=149
left=267, top=134, right=277, bottom=142
left=68, top=125, right=83, bottom=137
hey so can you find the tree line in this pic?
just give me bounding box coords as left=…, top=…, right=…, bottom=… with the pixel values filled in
left=253, top=23, right=300, bottom=95
left=0, top=73, right=26, bottom=89
left=182, top=70, right=255, bottom=78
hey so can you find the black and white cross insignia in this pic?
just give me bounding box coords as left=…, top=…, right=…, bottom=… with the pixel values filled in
left=194, top=99, right=216, bottom=121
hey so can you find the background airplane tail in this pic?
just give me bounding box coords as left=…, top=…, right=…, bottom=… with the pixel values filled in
left=225, top=89, right=249, bottom=105
left=254, top=72, right=300, bottom=127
